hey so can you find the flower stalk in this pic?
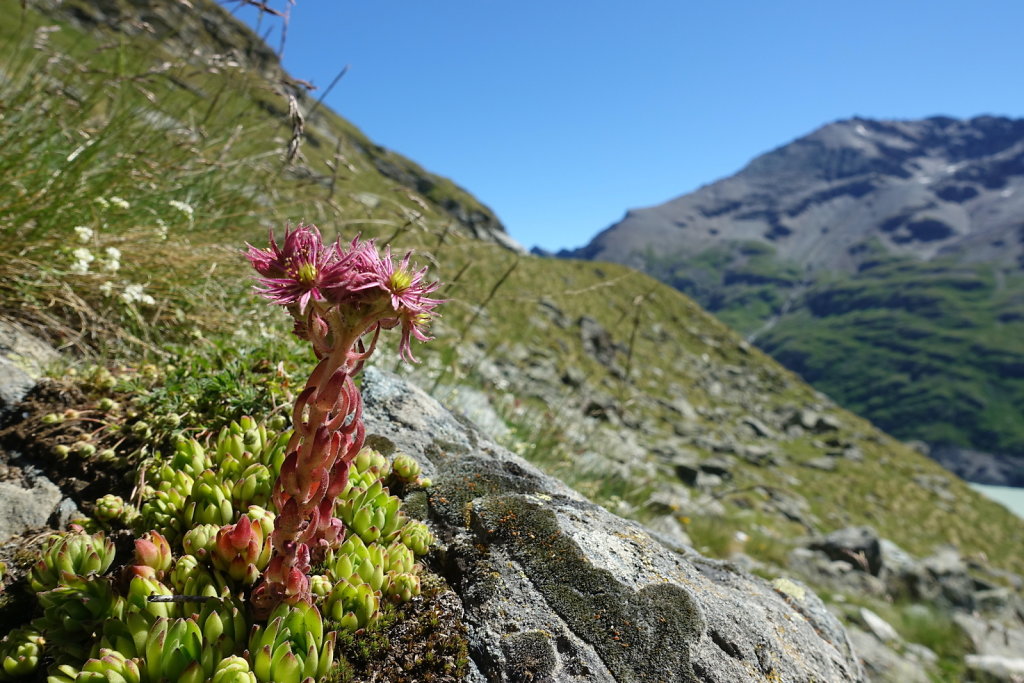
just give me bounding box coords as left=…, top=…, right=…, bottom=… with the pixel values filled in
left=245, top=224, right=439, bottom=617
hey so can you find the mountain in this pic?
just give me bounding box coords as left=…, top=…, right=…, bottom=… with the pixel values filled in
left=564, top=116, right=1024, bottom=485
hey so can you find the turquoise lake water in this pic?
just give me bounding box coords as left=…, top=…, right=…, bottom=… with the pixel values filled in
left=970, top=484, right=1024, bottom=520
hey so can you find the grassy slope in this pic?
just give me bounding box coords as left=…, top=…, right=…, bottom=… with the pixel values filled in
left=2, top=0, right=1022, bottom=590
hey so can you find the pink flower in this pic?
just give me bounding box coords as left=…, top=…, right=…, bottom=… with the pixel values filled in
left=245, top=224, right=351, bottom=313
left=375, top=247, right=443, bottom=313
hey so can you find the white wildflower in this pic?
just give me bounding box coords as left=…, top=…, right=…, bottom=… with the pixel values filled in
left=168, top=200, right=194, bottom=218
left=99, top=281, right=114, bottom=296
left=73, top=226, right=93, bottom=243
left=103, top=246, right=121, bottom=273
left=121, top=283, right=155, bottom=306
left=155, top=219, right=169, bottom=241
left=93, top=197, right=109, bottom=210
left=70, top=247, right=94, bottom=274
left=108, top=196, right=130, bottom=210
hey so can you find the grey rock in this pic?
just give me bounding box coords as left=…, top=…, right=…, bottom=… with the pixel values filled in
left=859, top=607, right=900, bottom=643
left=0, top=467, right=64, bottom=543
left=537, top=298, right=570, bottom=329
left=738, top=443, right=779, bottom=466
left=578, top=316, right=623, bottom=374
left=809, top=526, right=883, bottom=575
left=803, top=456, right=839, bottom=472
left=788, top=548, right=888, bottom=598
left=698, top=457, right=733, bottom=480
left=741, top=415, right=776, bottom=439
left=954, top=613, right=1024, bottom=659
left=965, top=655, right=1024, bottom=683
left=667, top=396, right=699, bottom=422
left=921, top=547, right=976, bottom=608
left=644, top=514, right=693, bottom=549
left=0, top=320, right=59, bottom=414
left=646, top=486, right=692, bottom=516
left=846, top=626, right=932, bottom=683
left=361, top=368, right=865, bottom=682
left=442, top=386, right=511, bottom=442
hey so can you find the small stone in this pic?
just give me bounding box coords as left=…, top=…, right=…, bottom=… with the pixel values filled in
left=804, top=457, right=838, bottom=471
left=860, top=607, right=900, bottom=643
left=965, top=655, right=1024, bottom=683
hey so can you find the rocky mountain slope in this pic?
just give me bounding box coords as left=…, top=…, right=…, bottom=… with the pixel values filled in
left=1, top=2, right=1023, bottom=681
left=563, top=116, right=1024, bottom=484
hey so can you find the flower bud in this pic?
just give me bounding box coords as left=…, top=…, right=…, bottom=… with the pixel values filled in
left=211, top=515, right=264, bottom=584
left=134, top=530, right=173, bottom=575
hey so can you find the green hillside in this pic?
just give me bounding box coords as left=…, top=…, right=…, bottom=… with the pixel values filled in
left=641, top=235, right=1024, bottom=473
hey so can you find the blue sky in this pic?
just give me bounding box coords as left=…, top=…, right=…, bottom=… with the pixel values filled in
left=231, top=1, right=1024, bottom=252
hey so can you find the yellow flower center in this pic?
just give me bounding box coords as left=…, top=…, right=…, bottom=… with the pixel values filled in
left=389, top=269, right=413, bottom=293
left=296, top=263, right=318, bottom=285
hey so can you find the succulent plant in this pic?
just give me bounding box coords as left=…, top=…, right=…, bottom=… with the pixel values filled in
left=399, top=520, right=434, bottom=557
left=0, top=627, right=45, bottom=680
left=196, top=599, right=248, bottom=663
left=168, top=438, right=212, bottom=478
left=74, top=649, right=142, bottom=683
left=98, top=611, right=151, bottom=660
left=246, top=226, right=441, bottom=617
left=353, top=448, right=390, bottom=479
left=385, top=572, right=421, bottom=603
left=248, top=602, right=336, bottom=683
left=187, top=470, right=235, bottom=527
left=389, top=452, right=421, bottom=483
left=336, top=478, right=406, bottom=546
left=182, top=523, right=221, bottom=561
left=210, top=515, right=267, bottom=584
left=34, top=574, right=124, bottom=660
left=309, top=574, right=332, bottom=598
left=133, top=530, right=173, bottom=576
left=210, top=655, right=257, bottom=683
left=140, top=617, right=207, bottom=683
left=139, top=473, right=192, bottom=540
left=230, top=462, right=273, bottom=509
left=95, top=494, right=127, bottom=523
left=29, top=529, right=116, bottom=593
left=168, top=554, right=232, bottom=599
left=124, top=575, right=179, bottom=621
left=323, top=576, right=379, bottom=632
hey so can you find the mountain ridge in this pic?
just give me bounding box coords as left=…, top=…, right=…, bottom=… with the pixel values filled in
left=563, top=115, right=1024, bottom=483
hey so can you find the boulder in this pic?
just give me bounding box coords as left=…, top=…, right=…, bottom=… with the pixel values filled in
left=846, top=626, right=932, bottom=683
left=965, top=655, right=1024, bottom=683
left=809, top=526, right=883, bottom=576
left=361, top=368, right=866, bottom=682
left=0, top=321, right=58, bottom=416
left=0, top=467, right=64, bottom=543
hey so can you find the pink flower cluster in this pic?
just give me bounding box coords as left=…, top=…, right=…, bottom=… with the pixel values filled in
left=246, top=224, right=440, bottom=362
left=244, top=224, right=440, bottom=616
